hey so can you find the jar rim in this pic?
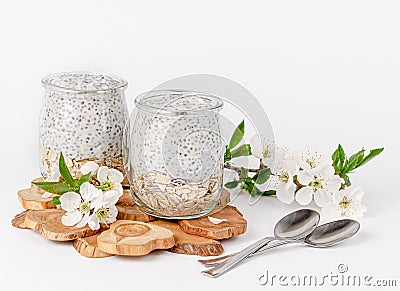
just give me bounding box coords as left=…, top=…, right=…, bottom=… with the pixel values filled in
left=41, top=71, right=128, bottom=93
left=134, top=89, right=224, bottom=115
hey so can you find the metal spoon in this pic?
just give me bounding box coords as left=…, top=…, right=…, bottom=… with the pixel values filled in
left=201, top=218, right=360, bottom=267
left=202, top=219, right=360, bottom=278
left=199, top=209, right=320, bottom=276
left=199, top=208, right=320, bottom=266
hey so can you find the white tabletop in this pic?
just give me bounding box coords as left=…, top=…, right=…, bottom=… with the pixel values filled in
left=2, top=1, right=399, bottom=290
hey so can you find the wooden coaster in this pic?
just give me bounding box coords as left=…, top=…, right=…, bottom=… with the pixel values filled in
left=25, top=209, right=99, bottom=241
left=97, top=220, right=175, bottom=256
left=116, top=204, right=155, bottom=222
left=209, top=188, right=231, bottom=215
left=11, top=210, right=30, bottom=229
left=117, top=189, right=135, bottom=206
left=178, top=206, right=247, bottom=240
left=150, top=220, right=223, bottom=256
left=18, top=178, right=57, bottom=210
left=73, top=233, right=113, bottom=258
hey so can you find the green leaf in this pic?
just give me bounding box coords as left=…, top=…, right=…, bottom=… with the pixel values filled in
left=34, top=181, right=75, bottom=195
left=343, top=174, right=351, bottom=186
left=231, top=144, right=252, bottom=158
left=356, top=148, right=384, bottom=168
left=331, top=148, right=340, bottom=173
left=337, top=144, right=346, bottom=170
left=77, top=173, right=91, bottom=187
left=242, top=178, right=253, bottom=192
left=332, top=148, right=339, bottom=164
left=224, top=146, right=232, bottom=164
left=342, top=148, right=365, bottom=174
left=51, top=196, right=61, bottom=205
left=224, top=180, right=239, bottom=189
left=252, top=168, right=271, bottom=184
left=240, top=167, right=249, bottom=180
left=229, top=120, right=245, bottom=149
left=59, top=153, right=75, bottom=186
left=260, top=189, right=276, bottom=196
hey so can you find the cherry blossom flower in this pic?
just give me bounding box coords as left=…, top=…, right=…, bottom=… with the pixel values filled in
left=321, top=186, right=366, bottom=220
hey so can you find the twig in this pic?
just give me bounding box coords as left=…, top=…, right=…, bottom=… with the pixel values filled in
left=224, top=164, right=259, bottom=174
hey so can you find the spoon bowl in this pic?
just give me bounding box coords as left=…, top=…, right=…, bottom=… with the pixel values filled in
left=305, top=219, right=360, bottom=248
left=274, top=208, right=320, bottom=239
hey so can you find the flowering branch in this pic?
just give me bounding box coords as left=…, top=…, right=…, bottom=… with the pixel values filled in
left=223, top=121, right=384, bottom=219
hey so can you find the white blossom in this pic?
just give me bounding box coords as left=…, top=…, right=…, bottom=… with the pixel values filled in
left=97, top=166, right=124, bottom=197
left=80, top=161, right=99, bottom=176
left=296, top=165, right=342, bottom=206
left=321, top=186, right=366, bottom=220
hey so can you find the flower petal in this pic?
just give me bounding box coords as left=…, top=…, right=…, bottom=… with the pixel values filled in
left=59, top=192, right=81, bottom=212
left=325, top=175, right=342, bottom=192
left=80, top=161, right=99, bottom=175
left=103, top=190, right=120, bottom=206
left=91, top=196, right=104, bottom=210
left=295, top=187, right=314, bottom=205
left=284, top=157, right=298, bottom=176
left=61, top=210, right=82, bottom=226
left=208, top=216, right=228, bottom=224
left=80, top=182, right=98, bottom=201
left=349, top=186, right=365, bottom=203
left=88, top=213, right=100, bottom=230
left=97, top=166, right=109, bottom=183
left=276, top=182, right=296, bottom=204
left=108, top=168, right=124, bottom=183
left=105, top=205, right=118, bottom=224
left=314, top=189, right=333, bottom=207
left=113, top=182, right=124, bottom=197
left=319, top=165, right=335, bottom=179
left=249, top=134, right=263, bottom=159
left=75, top=212, right=90, bottom=228
left=297, top=170, right=313, bottom=186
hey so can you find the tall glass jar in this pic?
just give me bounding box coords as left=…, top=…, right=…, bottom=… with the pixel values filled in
left=40, top=72, right=128, bottom=178
left=125, top=90, right=224, bottom=219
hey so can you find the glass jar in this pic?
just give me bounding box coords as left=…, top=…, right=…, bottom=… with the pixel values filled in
left=40, top=72, right=128, bottom=178
left=126, top=90, right=224, bottom=219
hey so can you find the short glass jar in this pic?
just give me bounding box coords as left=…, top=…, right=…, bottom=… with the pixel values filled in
left=40, top=72, right=128, bottom=178
left=125, top=90, right=224, bottom=219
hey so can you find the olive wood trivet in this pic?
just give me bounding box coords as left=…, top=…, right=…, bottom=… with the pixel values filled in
left=13, top=179, right=247, bottom=257
left=97, top=220, right=175, bottom=256
left=178, top=206, right=247, bottom=240
left=73, top=232, right=114, bottom=258
left=18, top=178, right=56, bottom=210
left=25, top=209, right=99, bottom=241
left=11, top=210, right=30, bottom=229
left=150, top=220, right=224, bottom=256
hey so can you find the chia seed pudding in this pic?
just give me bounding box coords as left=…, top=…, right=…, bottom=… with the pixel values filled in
left=40, top=72, right=128, bottom=178
left=126, top=90, right=224, bottom=219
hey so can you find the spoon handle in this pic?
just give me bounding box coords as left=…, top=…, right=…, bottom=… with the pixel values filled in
left=201, top=237, right=275, bottom=278
left=200, top=240, right=288, bottom=267
left=198, top=236, right=277, bottom=266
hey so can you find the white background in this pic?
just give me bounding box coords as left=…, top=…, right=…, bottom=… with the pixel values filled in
left=1, top=0, right=399, bottom=290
